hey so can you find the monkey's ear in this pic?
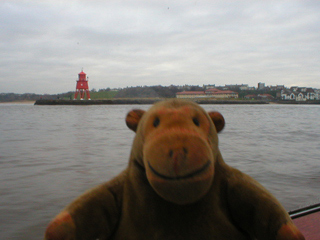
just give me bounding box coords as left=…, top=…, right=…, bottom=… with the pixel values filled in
left=208, top=111, right=225, bottom=133
left=126, top=109, right=145, bottom=132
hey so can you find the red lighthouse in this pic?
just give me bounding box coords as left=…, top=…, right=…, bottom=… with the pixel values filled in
left=74, top=69, right=91, bottom=100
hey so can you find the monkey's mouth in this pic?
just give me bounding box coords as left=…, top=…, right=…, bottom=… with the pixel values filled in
left=147, top=161, right=211, bottom=180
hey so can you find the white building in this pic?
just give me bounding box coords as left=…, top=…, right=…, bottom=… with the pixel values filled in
left=281, top=89, right=319, bottom=101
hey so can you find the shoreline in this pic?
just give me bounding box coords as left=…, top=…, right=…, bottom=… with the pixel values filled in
left=2, top=99, right=319, bottom=105
left=0, top=100, right=35, bottom=104
left=34, top=99, right=320, bottom=105
left=34, top=99, right=270, bottom=105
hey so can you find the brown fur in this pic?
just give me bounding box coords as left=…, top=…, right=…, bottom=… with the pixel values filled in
left=44, top=99, right=304, bottom=240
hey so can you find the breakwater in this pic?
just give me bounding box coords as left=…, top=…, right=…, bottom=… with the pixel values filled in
left=34, top=99, right=270, bottom=105
left=274, top=100, right=320, bottom=104
left=34, top=99, right=161, bottom=105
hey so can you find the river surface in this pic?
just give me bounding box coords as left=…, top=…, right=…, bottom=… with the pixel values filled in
left=0, top=102, right=319, bottom=240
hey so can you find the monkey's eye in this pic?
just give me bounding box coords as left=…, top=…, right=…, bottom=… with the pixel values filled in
left=153, top=117, right=160, bottom=127
left=193, top=117, right=200, bottom=126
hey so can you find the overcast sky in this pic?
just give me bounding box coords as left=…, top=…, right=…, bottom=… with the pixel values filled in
left=1, top=0, right=319, bottom=94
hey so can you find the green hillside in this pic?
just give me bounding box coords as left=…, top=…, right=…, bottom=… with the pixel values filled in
left=89, top=91, right=118, bottom=99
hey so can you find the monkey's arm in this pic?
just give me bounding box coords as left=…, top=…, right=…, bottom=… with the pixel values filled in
left=44, top=173, right=124, bottom=240
left=225, top=168, right=304, bottom=240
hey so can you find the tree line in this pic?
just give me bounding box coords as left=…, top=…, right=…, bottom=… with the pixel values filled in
left=0, top=85, right=279, bottom=102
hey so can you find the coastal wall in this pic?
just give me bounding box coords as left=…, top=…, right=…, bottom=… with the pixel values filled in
left=34, top=99, right=320, bottom=105
left=34, top=99, right=270, bottom=105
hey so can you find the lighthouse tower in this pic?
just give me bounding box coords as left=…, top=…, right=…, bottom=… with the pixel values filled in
left=74, top=69, right=91, bottom=100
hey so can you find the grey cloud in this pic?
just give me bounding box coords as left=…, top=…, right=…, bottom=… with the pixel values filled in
left=0, top=0, right=319, bottom=93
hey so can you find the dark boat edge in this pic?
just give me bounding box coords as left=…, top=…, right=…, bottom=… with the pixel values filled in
left=289, top=203, right=320, bottom=219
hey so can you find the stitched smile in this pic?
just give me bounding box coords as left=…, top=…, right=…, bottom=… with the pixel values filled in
left=148, top=161, right=211, bottom=180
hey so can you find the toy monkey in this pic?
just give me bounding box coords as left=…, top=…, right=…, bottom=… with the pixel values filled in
left=45, top=99, right=304, bottom=240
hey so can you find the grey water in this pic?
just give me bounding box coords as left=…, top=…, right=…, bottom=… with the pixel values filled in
left=0, top=103, right=319, bottom=240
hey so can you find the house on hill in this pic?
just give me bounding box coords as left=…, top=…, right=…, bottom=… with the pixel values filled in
left=205, top=88, right=238, bottom=98
left=244, top=94, right=258, bottom=100
left=176, top=88, right=238, bottom=99
left=175, top=91, right=206, bottom=98
left=244, top=94, right=274, bottom=100
left=281, top=88, right=318, bottom=101
left=258, top=94, right=274, bottom=100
